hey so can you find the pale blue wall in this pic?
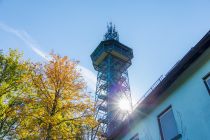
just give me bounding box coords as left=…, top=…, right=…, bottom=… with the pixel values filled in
left=120, top=47, right=210, bottom=140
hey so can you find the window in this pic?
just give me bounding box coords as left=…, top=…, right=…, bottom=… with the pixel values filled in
left=203, top=72, right=210, bottom=94
left=158, top=106, right=181, bottom=140
left=130, top=133, right=139, bottom=140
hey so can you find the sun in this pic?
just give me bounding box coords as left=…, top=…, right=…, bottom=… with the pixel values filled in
left=118, top=98, right=132, bottom=112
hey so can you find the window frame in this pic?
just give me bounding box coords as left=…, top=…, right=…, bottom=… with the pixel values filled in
left=130, top=133, right=139, bottom=140
left=203, top=72, right=210, bottom=94
left=157, top=105, right=181, bottom=140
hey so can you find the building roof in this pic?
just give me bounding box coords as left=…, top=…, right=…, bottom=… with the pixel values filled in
left=109, top=30, right=210, bottom=139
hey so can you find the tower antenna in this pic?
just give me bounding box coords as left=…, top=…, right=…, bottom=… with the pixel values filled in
left=104, top=22, right=119, bottom=41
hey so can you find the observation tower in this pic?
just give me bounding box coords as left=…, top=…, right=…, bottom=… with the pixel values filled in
left=91, top=23, right=133, bottom=139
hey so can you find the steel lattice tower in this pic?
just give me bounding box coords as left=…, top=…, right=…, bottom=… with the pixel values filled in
left=91, top=23, right=133, bottom=139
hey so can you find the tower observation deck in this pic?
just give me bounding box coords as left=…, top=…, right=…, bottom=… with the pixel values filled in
left=91, top=23, right=133, bottom=139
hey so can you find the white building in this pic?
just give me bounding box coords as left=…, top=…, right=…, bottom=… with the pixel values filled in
left=110, top=31, right=210, bottom=140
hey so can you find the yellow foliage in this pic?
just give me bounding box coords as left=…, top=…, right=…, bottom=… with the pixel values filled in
left=0, top=49, right=32, bottom=139
left=16, top=53, right=97, bottom=140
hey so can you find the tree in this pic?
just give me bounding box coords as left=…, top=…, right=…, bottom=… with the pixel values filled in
left=0, top=49, right=31, bottom=139
left=16, top=53, right=96, bottom=139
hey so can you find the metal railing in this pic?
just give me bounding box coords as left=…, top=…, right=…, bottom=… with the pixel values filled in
left=134, top=75, right=165, bottom=109
left=133, top=59, right=183, bottom=109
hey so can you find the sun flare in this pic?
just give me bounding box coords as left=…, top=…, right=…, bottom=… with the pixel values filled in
left=118, top=98, right=132, bottom=112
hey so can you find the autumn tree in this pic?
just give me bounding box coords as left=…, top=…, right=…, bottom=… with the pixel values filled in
left=16, top=53, right=96, bottom=139
left=0, top=49, right=31, bottom=139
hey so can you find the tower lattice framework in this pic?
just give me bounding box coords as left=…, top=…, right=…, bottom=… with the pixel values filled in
left=91, top=23, right=133, bottom=139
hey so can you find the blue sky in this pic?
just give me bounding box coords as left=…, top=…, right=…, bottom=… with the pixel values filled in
left=0, top=0, right=210, bottom=104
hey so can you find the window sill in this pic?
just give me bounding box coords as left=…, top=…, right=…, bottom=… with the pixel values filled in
left=171, top=134, right=182, bottom=140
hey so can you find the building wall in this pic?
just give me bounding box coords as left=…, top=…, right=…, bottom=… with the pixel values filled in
left=120, top=47, right=210, bottom=140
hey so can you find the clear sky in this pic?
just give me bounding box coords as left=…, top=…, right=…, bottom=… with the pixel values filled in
left=0, top=0, right=210, bottom=104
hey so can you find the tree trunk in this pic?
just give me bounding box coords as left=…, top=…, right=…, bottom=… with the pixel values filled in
left=46, top=91, right=59, bottom=140
left=46, top=123, right=52, bottom=140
